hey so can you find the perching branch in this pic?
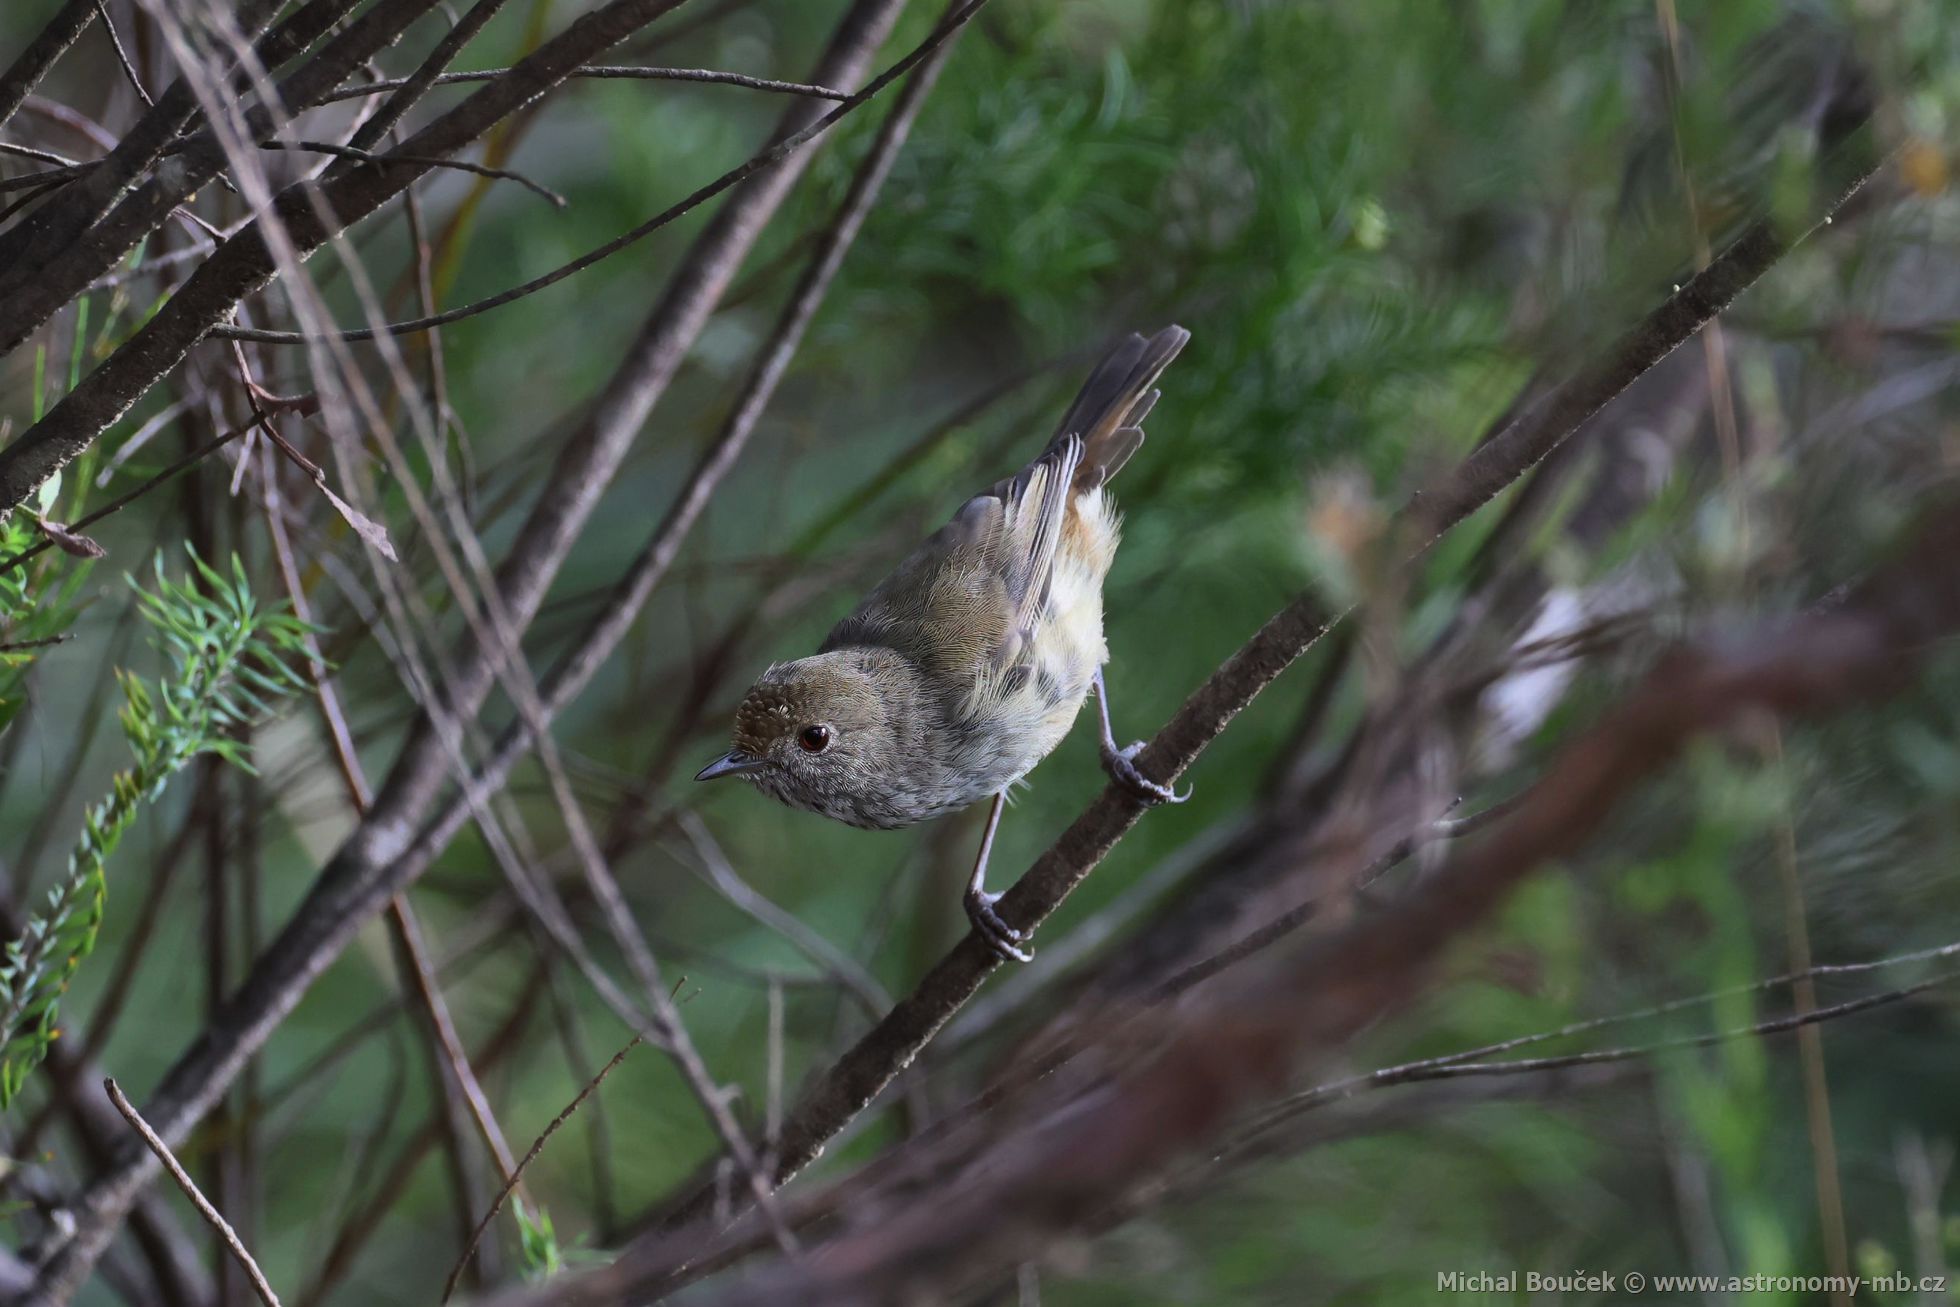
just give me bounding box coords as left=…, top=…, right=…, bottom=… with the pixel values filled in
left=648, top=134, right=1888, bottom=1236
left=652, top=487, right=1960, bottom=1307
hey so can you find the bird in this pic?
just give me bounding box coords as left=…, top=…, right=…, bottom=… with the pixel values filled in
left=696, top=326, right=1192, bottom=961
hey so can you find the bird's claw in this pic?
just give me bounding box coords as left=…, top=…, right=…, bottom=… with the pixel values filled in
left=963, top=888, right=1033, bottom=963
left=1100, top=740, right=1190, bottom=807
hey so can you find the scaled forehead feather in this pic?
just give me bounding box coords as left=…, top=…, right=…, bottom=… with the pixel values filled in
left=735, top=657, right=884, bottom=739
left=737, top=681, right=804, bottom=730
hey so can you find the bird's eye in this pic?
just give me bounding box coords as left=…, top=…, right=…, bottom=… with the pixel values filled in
left=797, top=724, right=831, bottom=753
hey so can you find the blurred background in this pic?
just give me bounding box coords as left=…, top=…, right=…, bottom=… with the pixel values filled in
left=3, top=0, right=1960, bottom=1303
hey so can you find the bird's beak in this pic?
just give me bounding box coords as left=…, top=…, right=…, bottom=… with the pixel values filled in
left=695, top=750, right=765, bottom=782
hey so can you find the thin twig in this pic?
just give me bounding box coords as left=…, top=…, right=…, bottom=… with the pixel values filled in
left=0, top=139, right=80, bottom=167
left=104, top=1079, right=283, bottom=1307
left=677, top=812, right=892, bottom=1019
left=94, top=0, right=153, bottom=106
left=315, top=63, right=850, bottom=104
left=439, top=1038, right=641, bottom=1303
left=1256, top=971, right=1960, bottom=1123
left=263, top=139, right=567, bottom=206
left=1266, top=940, right=1960, bottom=1114
left=208, top=0, right=993, bottom=345
left=0, top=419, right=250, bottom=575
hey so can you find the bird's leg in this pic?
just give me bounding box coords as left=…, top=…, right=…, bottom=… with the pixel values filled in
left=1095, top=666, right=1190, bottom=806
left=961, top=791, right=1031, bottom=963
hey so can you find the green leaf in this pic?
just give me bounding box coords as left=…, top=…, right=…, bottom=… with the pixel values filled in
left=0, top=550, right=313, bottom=1110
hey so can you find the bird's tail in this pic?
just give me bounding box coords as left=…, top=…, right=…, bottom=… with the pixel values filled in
left=1049, top=325, right=1190, bottom=491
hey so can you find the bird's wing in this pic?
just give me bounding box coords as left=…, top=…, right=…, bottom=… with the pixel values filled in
left=820, top=327, right=1189, bottom=688
left=819, top=435, right=1081, bottom=685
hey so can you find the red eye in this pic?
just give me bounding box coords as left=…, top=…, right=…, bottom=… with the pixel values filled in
left=797, top=724, right=831, bottom=753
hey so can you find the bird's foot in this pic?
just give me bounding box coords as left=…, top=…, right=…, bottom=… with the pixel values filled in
left=1100, top=740, right=1191, bottom=807
left=963, top=887, right=1032, bottom=963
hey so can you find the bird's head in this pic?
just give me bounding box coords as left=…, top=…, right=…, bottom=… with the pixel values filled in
left=695, top=651, right=912, bottom=826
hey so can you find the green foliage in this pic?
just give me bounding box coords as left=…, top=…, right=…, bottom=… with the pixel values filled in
left=0, top=549, right=311, bottom=1108
left=0, top=507, right=90, bottom=739
left=7, top=1, right=1956, bottom=1298
left=512, top=1198, right=563, bottom=1281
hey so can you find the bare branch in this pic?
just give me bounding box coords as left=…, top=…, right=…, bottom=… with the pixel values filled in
left=21, top=1, right=942, bottom=1296
left=665, top=490, right=1960, bottom=1307
left=0, top=0, right=97, bottom=134
left=649, top=138, right=1889, bottom=1236
left=677, top=813, right=893, bottom=1020
left=103, top=1080, right=282, bottom=1307
left=1263, top=937, right=1960, bottom=1118
left=440, top=1038, right=641, bottom=1303
left=93, top=1, right=153, bottom=106
left=312, top=63, right=851, bottom=105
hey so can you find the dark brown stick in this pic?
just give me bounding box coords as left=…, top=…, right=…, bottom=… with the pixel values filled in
left=663, top=491, right=1960, bottom=1307
left=651, top=141, right=1889, bottom=1235
left=0, top=0, right=97, bottom=134
left=440, top=1038, right=641, bottom=1303
left=313, top=64, right=850, bottom=105
left=20, top=2, right=926, bottom=1298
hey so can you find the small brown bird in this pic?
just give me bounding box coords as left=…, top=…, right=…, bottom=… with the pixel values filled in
left=696, top=326, right=1191, bottom=960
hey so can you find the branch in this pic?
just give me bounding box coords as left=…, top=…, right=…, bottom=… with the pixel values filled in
left=21, top=1, right=938, bottom=1298
left=670, top=490, right=1960, bottom=1307
left=440, top=1038, right=640, bottom=1303
left=103, top=1080, right=281, bottom=1307
left=649, top=139, right=1890, bottom=1236
left=677, top=813, right=892, bottom=1020
left=0, top=0, right=96, bottom=134
left=1255, top=938, right=1960, bottom=1121
left=313, top=64, right=851, bottom=105
left=92, top=1, right=152, bottom=107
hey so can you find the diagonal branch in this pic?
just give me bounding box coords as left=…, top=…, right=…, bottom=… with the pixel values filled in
left=660, top=488, right=1960, bottom=1307
left=0, top=0, right=97, bottom=135
left=312, top=64, right=852, bottom=105
left=0, top=0, right=332, bottom=307
left=103, top=1081, right=282, bottom=1307
left=649, top=138, right=1888, bottom=1233
left=19, top=1, right=944, bottom=1299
